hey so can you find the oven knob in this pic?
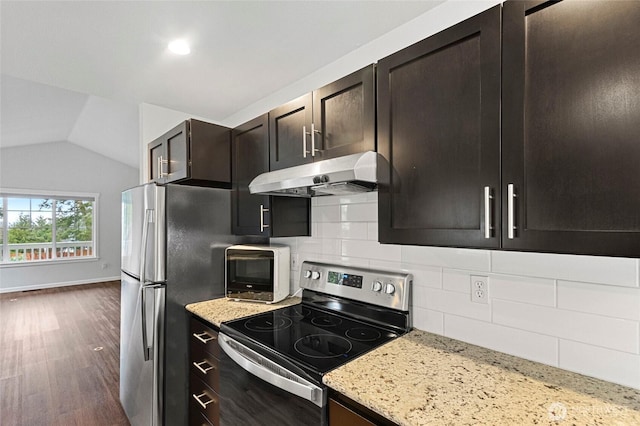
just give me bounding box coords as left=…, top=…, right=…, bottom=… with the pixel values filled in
left=384, top=283, right=396, bottom=295
left=311, top=271, right=321, bottom=280
left=372, top=281, right=383, bottom=292
left=304, top=270, right=312, bottom=279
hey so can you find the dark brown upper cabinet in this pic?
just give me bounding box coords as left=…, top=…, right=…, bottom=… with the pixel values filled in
left=502, top=0, right=640, bottom=257
left=270, top=94, right=313, bottom=170
left=232, top=114, right=310, bottom=237
left=148, top=119, right=231, bottom=187
left=377, top=5, right=501, bottom=249
left=269, top=65, right=376, bottom=171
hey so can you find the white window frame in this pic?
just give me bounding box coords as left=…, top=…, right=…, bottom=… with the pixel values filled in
left=0, top=188, right=100, bottom=267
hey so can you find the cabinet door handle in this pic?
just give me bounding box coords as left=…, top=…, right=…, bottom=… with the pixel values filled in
left=158, top=156, right=168, bottom=178
left=484, top=186, right=493, bottom=239
left=302, top=126, right=311, bottom=158
left=193, top=360, right=215, bottom=375
left=508, top=183, right=517, bottom=239
left=260, top=204, right=270, bottom=233
left=193, top=331, right=216, bottom=344
left=310, top=123, right=321, bottom=156
left=192, top=392, right=215, bottom=409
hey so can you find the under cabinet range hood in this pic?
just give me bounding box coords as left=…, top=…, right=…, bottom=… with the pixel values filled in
left=249, top=151, right=387, bottom=197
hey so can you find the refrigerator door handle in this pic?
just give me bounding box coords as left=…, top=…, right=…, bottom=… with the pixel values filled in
left=152, top=285, right=165, bottom=426
left=140, top=285, right=151, bottom=361
left=141, top=283, right=163, bottom=362
left=139, top=209, right=153, bottom=284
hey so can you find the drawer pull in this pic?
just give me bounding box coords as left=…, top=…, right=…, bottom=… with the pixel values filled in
left=192, top=392, right=215, bottom=409
left=193, top=331, right=216, bottom=344
left=193, top=360, right=215, bottom=375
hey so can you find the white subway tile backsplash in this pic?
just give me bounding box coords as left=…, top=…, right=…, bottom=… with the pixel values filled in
left=492, top=300, right=639, bottom=354
left=443, top=315, right=558, bottom=366
left=402, top=245, right=491, bottom=271
left=314, top=192, right=375, bottom=206
left=442, top=269, right=473, bottom=294
left=297, top=237, right=341, bottom=257
left=367, top=222, right=378, bottom=241
left=424, top=288, right=491, bottom=322
left=559, top=340, right=640, bottom=389
left=490, top=274, right=555, bottom=307
left=368, top=260, right=404, bottom=273
left=412, top=282, right=431, bottom=310
left=316, top=222, right=368, bottom=240
left=557, top=281, right=640, bottom=321
left=491, top=251, right=638, bottom=287
left=404, top=265, right=442, bottom=289
left=276, top=197, right=640, bottom=389
left=340, top=203, right=378, bottom=222
left=412, top=307, right=444, bottom=335
left=312, top=205, right=341, bottom=222
left=341, top=240, right=401, bottom=262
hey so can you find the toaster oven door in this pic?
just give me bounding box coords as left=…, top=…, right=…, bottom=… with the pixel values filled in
left=226, top=249, right=275, bottom=301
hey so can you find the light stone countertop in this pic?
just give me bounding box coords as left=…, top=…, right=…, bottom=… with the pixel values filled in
left=185, top=296, right=301, bottom=328
left=323, top=329, right=640, bottom=426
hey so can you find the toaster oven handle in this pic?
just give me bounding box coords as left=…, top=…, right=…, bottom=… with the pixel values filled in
left=218, top=333, right=325, bottom=407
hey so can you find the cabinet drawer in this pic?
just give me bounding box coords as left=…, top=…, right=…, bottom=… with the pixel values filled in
left=190, top=317, right=220, bottom=357
left=190, top=343, right=220, bottom=391
left=189, top=408, right=218, bottom=426
left=189, top=372, right=220, bottom=426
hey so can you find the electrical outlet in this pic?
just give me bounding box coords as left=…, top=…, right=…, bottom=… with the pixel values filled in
left=290, top=253, right=300, bottom=270
left=470, top=275, right=489, bottom=304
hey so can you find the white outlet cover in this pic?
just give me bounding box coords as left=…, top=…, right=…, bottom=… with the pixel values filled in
left=470, top=275, right=489, bottom=304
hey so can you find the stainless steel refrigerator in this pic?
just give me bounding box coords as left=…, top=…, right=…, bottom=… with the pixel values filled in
left=120, top=183, right=259, bottom=426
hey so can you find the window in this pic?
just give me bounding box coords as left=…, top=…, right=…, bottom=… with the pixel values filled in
left=0, top=189, right=98, bottom=265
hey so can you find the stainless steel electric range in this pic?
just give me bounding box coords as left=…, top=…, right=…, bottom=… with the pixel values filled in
left=218, top=261, right=412, bottom=426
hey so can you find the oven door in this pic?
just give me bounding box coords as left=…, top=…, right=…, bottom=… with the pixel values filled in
left=217, top=333, right=327, bottom=426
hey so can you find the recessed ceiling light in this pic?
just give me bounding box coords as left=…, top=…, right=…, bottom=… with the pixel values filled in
left=168, top=39, right=190, bottom=55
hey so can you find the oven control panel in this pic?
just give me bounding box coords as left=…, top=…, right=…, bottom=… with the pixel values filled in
left=299, top=261, right=412, bottom=311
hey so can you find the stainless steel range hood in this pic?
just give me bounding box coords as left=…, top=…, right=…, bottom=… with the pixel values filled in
left=249, top=151, right=387, bottom=197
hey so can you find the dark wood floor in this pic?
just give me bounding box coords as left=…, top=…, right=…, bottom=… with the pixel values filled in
left=0, top=281, right=130, bottom=426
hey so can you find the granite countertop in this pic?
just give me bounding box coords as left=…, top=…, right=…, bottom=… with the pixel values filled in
left=324, top=330, right=640, bottom=426
left=185, top=296, right=301, bottom=327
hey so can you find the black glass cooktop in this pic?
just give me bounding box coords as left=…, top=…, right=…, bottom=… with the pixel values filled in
left=222, top=304, right=397, bottom=376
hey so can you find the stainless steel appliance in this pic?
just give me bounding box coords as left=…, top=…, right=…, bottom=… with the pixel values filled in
left=248, top=151, right=389, bottom=197
left=120, top=183, right=258, bottom=426
left=225, top=244, right=290, bottom=303
left=218, top=261, right=412, bottom=425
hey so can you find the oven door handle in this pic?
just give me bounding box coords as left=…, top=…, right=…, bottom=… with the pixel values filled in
left=218, top=333, right=325, bottom=408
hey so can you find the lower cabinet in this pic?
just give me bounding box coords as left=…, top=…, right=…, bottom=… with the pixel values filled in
left=189, top=316, right=221, bottom=426
left=328, top=391, right=397, bottom=426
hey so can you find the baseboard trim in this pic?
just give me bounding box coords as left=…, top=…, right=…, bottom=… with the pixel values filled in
left=0, top=276, right=121, bottom=294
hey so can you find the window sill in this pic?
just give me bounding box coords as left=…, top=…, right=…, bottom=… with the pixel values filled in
left=0, top=256, right=100, bottom=268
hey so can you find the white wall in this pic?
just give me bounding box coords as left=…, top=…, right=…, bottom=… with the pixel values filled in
left=0, top=141, right=139, bottom=292
left=272, top=194, right=640, bottom=390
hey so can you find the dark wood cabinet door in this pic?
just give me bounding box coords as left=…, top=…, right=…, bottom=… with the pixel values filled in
left=329, top=399, right=375, bottom=426
left=148, top=138, right=165, bottom=183
left=502, top=0, right=640, bottom=257
left=231, top=114, right=271, bottom=236
left=377, top=5, right=501, bottom=248
left=313, top=64, right=376, bottom=160
left=188, top=119, right=232, bottom=187
left=328, top=393, right=397, bottom=426
left=269, top=94, right=313, bottom=170
left=165, top=121, right=189, bottom=182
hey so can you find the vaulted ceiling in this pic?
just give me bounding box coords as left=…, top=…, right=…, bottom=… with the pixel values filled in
left=1, top=1, right=444, bottom=168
